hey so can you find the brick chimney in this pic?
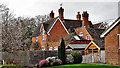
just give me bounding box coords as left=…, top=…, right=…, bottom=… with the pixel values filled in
left=58, top=7, right=64, bottom=21
left=76, top=12, right=81, bottom=20
left=82, top=11, right=90, bottom=28
left=50, top=10, right=54, bottom=19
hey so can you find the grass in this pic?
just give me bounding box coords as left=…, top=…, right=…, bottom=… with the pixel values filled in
left=1, top=64, right=23, bottom=68
left=43, top=63, right=120, bottom=68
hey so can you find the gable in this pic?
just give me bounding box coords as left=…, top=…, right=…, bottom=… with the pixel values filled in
left=47, top=19, right=69, bottom=41
left=85, top=41, right=100, bottom=50
left=99, top=24, right=104, bottom=28
left=47, top=17, right=69, bottom=35
left=75, top=27, right=93, bottom=40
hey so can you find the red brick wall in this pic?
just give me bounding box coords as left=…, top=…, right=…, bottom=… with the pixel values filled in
left=105, top=23, right=120, bottom=65
left=32, top=26, right=47, bottom=50
left=32, top=19, right=68, bottom=50
left=47, top=19, right=68, bottom=42
left=75, top=27, right=93, bottom=40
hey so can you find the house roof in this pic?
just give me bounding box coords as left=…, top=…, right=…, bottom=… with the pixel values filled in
left=85, top=28, right=105, bottom=49
left=67, top=44, right=88, bottom=50
left=63, top=19, right=82, bottom=32
left=86, top=28, right=104, bottom=40
left=101, top=17, right=120, bottom=38
left=64, top=33, right=87, bottom=41
left=32, top=17, right=57, bottom=37
left=32, top=17, right=94, bottom=37
left=94, top=22, right=102, bottom=28
left=32, top=24, right=42, bottom=37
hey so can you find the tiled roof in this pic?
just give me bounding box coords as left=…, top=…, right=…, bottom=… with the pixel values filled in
left=64, top=33, right=87, bottom=41
left=93, top=22, right=102, bottom=29
left=32, top=24, right=42, bottom=37
left=43, top=17, right=58, bottom=33
left=63, top=19, right=82, bottom=32
left=86, top=28, right=105, bottom=48
left=101, top=17, right=120, bottom=37
left=67, top=44, right=88, bottom=50
left=63, top=19, right=94, bottom=32
left=32, top=17, right=94, bottom=37
left=32, top=17, right=57, bottom=37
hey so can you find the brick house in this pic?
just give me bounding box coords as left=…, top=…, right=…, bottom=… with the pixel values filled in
left=101, top=17, right=120, bottom=65
left=64, top=33, right=91, bottom=54
left=75, top=26, right=105, bottom=54
left=32, top=7, right=105, bottom=51
left=31, top=7, right=95, bottom=50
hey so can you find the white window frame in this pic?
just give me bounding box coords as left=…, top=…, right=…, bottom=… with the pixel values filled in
left=118, top=34, right=120, bottom=49
left=42, top=30, right=46, bottom=40
left=36, top=37, right=38, bottom=42
left=42, top=48, right=45, bottom=51
left=79, top=32, right=83, bottom=37
left=54, top=47, right=58, bottom=50
left=86, top=35, right=89, bottom=40
left=49, top=47, right=53, bottom=51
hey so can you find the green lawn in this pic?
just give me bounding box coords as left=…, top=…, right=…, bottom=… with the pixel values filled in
left=43, top=63, right=120, bottom=68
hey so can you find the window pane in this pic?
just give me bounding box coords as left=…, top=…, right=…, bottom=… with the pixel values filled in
left=49, top=47, right=53, bottom=50
left=54, top=47, right=58, bottom=50
left=42, top=48, right=45, bottom=51
left=79, top=32, right=83, bottom=37
left=86, top=35, right=89, bottom=40
left=36, top=37, right=38, bottom=42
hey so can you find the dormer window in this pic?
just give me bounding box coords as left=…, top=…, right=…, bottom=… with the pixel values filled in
left=79, top=32, right=83, bottom=37
left=36, top=37, right=38, bottom=42
left=86, top=35, right=89, bottom=40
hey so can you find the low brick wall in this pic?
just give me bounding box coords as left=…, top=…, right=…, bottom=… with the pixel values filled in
left=2, top=51, right=29, bottom=66
left=2, top=50, right=72, bottom=65
left=29, top=50, right=58, bottom=65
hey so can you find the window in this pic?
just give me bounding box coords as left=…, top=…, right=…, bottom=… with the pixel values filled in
left=49, top=47, right=53, bottom=50
left=79, top=32, right=83, bottom=37
left=54, top=47, right=58, bottom=50
left=36, top=37, right=38, bottom=42
left=74, top=36, right=80, bottom=40
left=42, top=30, right=46, bottom=40
left=42, top=48, right=45, bottom=51
left=86, top=35, right=89, bottom=40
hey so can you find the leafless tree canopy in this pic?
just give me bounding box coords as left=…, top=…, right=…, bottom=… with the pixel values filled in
left=1, top=4, right=49, bottom=51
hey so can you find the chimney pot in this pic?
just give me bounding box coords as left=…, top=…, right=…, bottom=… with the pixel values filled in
left=50, top=10, right=54, bottom=19
left=58, top=7, right=64, bottom=21
left=76, top=12, right=81, bottom=20
left=82, top=11, right=90, bottom=28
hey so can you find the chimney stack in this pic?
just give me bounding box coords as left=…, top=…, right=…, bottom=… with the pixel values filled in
left=50, top=10, right=54, bottom=19
left=76, top=12, right=81, bottom=20
left=82, top=11, right=90, bottom=28
left=58, top=7, right=64, bottom=21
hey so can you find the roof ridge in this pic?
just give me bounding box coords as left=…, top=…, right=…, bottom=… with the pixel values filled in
left=101, top=17, right=120, bottom=37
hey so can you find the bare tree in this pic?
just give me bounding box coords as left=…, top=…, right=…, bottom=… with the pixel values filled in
left=1, top=3, right=50, bottom=51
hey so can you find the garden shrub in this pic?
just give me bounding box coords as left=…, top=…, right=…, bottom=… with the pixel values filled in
left=46, top=57, right=53, bottom=63
left=53, top=59, right=62, bottom=65
left=58, top=38, right=66, bottom=64
left=66, top=54, right=74, bottom=64
left=71, top=52, right=82, bottom=63
left=46, top=57, right=56, bottom=65
left=39, top=59, right=49, bottom=68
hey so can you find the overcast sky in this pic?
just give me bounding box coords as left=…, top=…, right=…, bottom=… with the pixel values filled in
left=0, top=0, right=119, bottom=24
